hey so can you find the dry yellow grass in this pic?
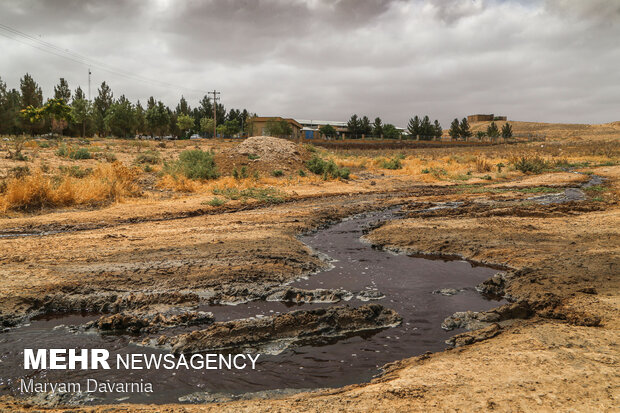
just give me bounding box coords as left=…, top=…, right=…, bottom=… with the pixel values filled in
left=0, top=162, right=140, bottom=213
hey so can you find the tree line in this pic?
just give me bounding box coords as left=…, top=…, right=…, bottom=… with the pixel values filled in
left=343, top=115, right=403, bottom=139
left=0, top=73, right=255, bottom=138
left=448, top=117, right=513, bottom=140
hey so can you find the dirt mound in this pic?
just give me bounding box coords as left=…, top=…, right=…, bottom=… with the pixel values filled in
left=231, top=136, right=303, bottom=162
left=216, top=136, right=310, bottom=176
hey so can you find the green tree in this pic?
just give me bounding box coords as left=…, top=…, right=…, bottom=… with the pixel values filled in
left=433, top=120, right=443, bottom=138
left=501, top=122, right=513, bottom=138
left=372, top=117, right=383, bottom=137
left=360, top=115, right=372, bottom=137
left=449, top=118, right=461, bottom=139
left=146, top=100, right=170, bottom=137
left=135, top=101, right=146, bottom=135
left=200, top=117, right=215, bottom=137
left=220, top=119, right=240, bottom=137
left=74, top=86, right=86, bottom=101
left=104, top=95, right=135, bottom=138
left=407, top=116, right=420, bottom=138
left=20, top=73, right=43, bottom=108
left=176, top=96, right=190, bottom=115
left=45, top=98, right=72, bottom=135
left=487, top=121, right=500, bottom=138
left=347, top=114, right=361, bottom=138
left=177, top=113, right=195, bottom=137
left=93, top=81, right=114, bottom=136
left=53, top=78, right=71, bottom=102
left=319, top=124, right=337, bottom=138
left=0, top=77, right=21, bottom=135
left=265, top=119, right=292, bottom=137
left=460, top=118, right=472, bottom=139
left=382, top=123, right=401, bottom=139
left=420, top=115, right=433, bottom=140
left=71, top=97, right=92, bottom=137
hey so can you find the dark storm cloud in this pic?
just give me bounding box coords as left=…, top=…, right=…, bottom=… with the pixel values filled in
left=0, top=0, right=618, bottom=126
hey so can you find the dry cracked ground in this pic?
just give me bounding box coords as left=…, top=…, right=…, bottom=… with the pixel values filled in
left=0, top=164, right=618, bottom=412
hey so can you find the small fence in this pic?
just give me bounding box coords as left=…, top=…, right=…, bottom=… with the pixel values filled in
left=306, top=135, right=546, bottom=150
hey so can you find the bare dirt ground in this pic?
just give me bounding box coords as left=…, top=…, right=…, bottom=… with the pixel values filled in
left=0, top=135, right=618, bottom=412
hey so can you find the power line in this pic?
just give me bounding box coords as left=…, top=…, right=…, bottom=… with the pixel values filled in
left=210, top=90, right=220, bottom=138
left=0, top=22, right=210, bottom=96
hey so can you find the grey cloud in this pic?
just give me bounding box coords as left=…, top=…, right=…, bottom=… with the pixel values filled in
left=0, top=0, right=618, bottom=127
left=545, top=0, right=620, bottom=23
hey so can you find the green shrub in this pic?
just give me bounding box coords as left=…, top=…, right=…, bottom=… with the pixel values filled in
left=512, top=156, right=549, bottom=174
left=70, top=147, right=91, bottom=160
left=421, top=167, right=447, bottom=178
left=305, top=155, right=350, bottom=179
left=298, top=169, right=306, bottom=177
left=272, top=169, right=284, bottom=177
left=59, top=165, right=93, bottom=178
left=380, top=157, right=402, bottom=170
left=169, top=150, right=219, bottom=180
left=102, top=152, right=117, bottom=162
left=9, top=166, right=30, bottom=179
left=56, top=144, right=69, bottom=157
left=233, top=166, right=249, bottom=180
left=248, top=154, right=260, bottom=160
left=206, top=197, right=226, bottom=206
left=135, top=150, right=161, bottom=165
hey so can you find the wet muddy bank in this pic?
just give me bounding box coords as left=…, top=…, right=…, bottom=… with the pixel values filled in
left=0, top=208, right=506, bottom=406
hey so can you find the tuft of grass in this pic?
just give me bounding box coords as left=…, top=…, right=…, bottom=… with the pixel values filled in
left=584, top=185, right=608, bottom=192
left=56, top=144, right=91, bottom=160
left=59, top=165, right=93, bottom=179
left=271, top=169, right=284, bottom=177
left=306, top=155, right=350, bottom=179
left=421, top=167, right=447, bottom=178
left=247, top=153, right=260, bottom=160
left=212, top=187, right=285, bottom=203
left=8, top=166, right=31, bottom=179
left=233, top=166, right=249, bottom=180
left=475, top=157, right=492, bottom=172
left=298, top=169, right=306, bottom=177
left=134, top=150, right=161, bottom=165
left=517, top=187, right=560, bottom=193
left=205, top=197, right=226, bottom=206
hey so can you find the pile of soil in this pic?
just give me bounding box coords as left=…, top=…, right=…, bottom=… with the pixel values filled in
left=215, top=136, right=311, bottom=176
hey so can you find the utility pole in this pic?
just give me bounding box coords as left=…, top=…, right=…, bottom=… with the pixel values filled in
left=209, top=90, right=220, bottom=138
left=88, top=68, right=91, bottom=101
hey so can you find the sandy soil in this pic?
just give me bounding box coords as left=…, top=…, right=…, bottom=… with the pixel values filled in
left=0, top=152, right=618, bottom=411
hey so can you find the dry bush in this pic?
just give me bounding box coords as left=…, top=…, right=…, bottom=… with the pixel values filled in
left=475, top=157, right=493, bottom=172
left=0, top=162, right=140, bottom=213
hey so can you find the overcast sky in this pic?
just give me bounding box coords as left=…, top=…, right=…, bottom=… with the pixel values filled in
left=0, top=0, right=618, bottom=127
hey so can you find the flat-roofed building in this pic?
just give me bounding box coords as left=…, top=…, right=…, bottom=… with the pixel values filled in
left=249, top=117, right=302, bottom=140
left=296, top=119, right=348, bottom=139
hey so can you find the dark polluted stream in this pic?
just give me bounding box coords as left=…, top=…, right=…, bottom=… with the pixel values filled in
left=0, top=209, right=504, bottom=405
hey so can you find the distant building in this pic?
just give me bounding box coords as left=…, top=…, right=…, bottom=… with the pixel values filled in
left=297, top=119, right=348, bottom=139
left=467, top=114, right=507, bottom=122
left=250, top=117, right=302, bottom=140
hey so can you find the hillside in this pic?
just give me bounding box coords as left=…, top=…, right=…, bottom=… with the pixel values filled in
left=469, top=120, right=620, bottom=141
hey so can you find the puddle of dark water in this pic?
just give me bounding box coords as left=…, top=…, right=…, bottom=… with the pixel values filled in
left=0, top=209, right=503, bottom=405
